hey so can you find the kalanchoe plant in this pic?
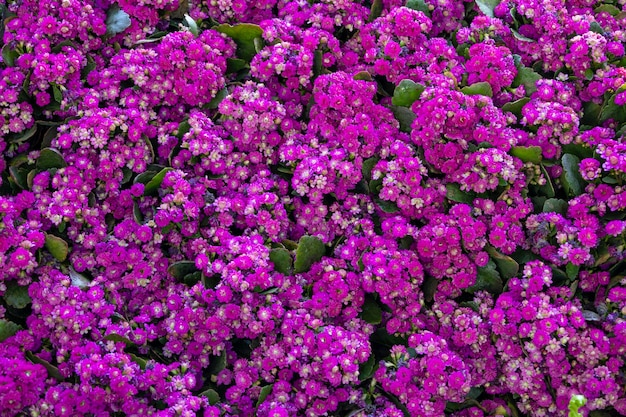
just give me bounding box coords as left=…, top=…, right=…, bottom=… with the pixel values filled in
left=1, top=0, right=626, bottom=416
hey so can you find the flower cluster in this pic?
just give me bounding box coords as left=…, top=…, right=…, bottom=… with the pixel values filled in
left=2, top=0, right=626, bottom=416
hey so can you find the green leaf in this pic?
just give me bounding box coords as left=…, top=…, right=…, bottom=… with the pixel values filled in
left=595, top=4, right=620, bottom=16
left=207, top=88, right=228, bottom=110
left=584, top=68, right=594, bottom=81
left=390, top=105, right=416, bottom=133
left=461, top=81, right=493, bottom=97
left=52, top=84, right=63, bottom=103
left=467, top=261, right=503, bottom=294
left=510, top=146, right=542, bottom=164
left=37, top=148, right=67, bottom=170
left=256, top=384, right=273, bottom=407
left=406, top=0, right=431, bottom=14
left=513, top=66, right=542, bottom=95
left=81, top=55, right=96, bottom=79
left=501, top=97, right=530, bottom=117
left=215, top=23, right=264, bottom=62
left=566, top=263, right=579, bottom=280
left=368, top=0, right=383, bottom=21
left=144, top=167, right=173, bottom=196
left=360, top=296, right=382, bottom=324
left=207, top=351, right=227, bottom=375
left=269, top=248, right=292, bottom=275
left=353, top=71, right=373, bottom=81
left=599, top=85, right=626, bottom=123
left=25, top=351, right=64, bottom=381
left=392, top=79, right=425, bottom=107
left=45, top=234, right=69, bottom=262
left=511, top=29, right=535, bottom=42
left=375, top=198, right=399, bottom=213
left=486, top=246, right=519, bottom=280
left=3, top=281, right=31, bottom=309
left=200, top=389, right=220, bottom=405
left=9, top=165, right=29, bottom=189
left=183, top=14, right=198, bottom=36
left=475, top=0, right=501, bottom=17
left=226, top=58, right=248, bottom=74
left=538, top=164, right=555, bottom=198
left=167, top=261, right=198, bottom=280
left=358, top=354, right=377, bottom=381
left=1, top=43, right=18, bottom=67
left=589, top=21, right=604, bottom=34
left=106, top=5, right=131, bottom=35
left=543, top=198, right=568, bottom=214
left=7, top=125, right=37, bottom=145
left=446, top=183, right=474, bottom=203
left=129, top=353, right=147, bottom=369
left=294, top=235, right=326, bottom=273
left=422, top=274, right=439, bottom=302
left=560, top=153, right=585, bottom=197
left=362, top=157, right=379, bottom=181
left=0, top=319, right=21, bottom=342
left=104, top=333, right=135, bottom=347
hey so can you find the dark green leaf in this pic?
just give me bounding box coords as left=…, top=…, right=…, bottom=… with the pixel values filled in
left=513, top=66, right=542, bottom=95
left=37, top=148, right=67, bottom=170
left=362, top=157, right=379, bottom=181
left=269, top=248, right=292, bottom=275
left=3, top=281, right=31, bottom=309
left=144, top=167, right=173, bottom=196
left=446, top=183, right=474, bottom=203
left=45, top=234, right=69, bottom=262
left=0, top=319, right=20, bottom=342
left=510, top=146, right=542, bottom=164
left=52, top=84, right=63, bottom=103
left=422, top=274, right=439, bottom=302
left=560, top=153, right=585, bottom=197
left=467, top=261, right=503, bottom=294
left=360, top=296, right=382, bottom=324
left=294, top=235, right=326, bottom=273
left=226, top=58, right=248, bottom=74
left=215, top=23, right=264, bottom=62
left=200, top=389, right=220, bottom=405
left=501, top=97, right=530, bottom=117
left=104, top=333, right=135, bottom=347
left=390, top=105, right=416, bottom=133
left=207, top=351, right=227, bottom=375
left=584, top=68, right=594, bottom=81
left=475, top=0, right=501, bottom=17
left=486, top=246, right=519, bottom=280
left=566, top=263, right=579, bottom=280
left=167, top=261, right=198, bottom=280
left=9, top=165, right=29, bottom=189
left=358, top=354, right=377, bottom=381
left=538, top=164, right=555, bottom=198
left=461, top=81, right=493, bottom=97
left=207, top=88, right=228, bottom=109
left=129, top=353, right=147, bottom=369
left=257, top=385, right=273, bottom=407
left=1, top=44, right=17, bottom=67
left=25, top=351, right=63, bottom=381
left=405, top=0, right=431, bottom=14
left=392, top=79, right=425, bottom=107
left=7, top=125, right=37, bottom=144
left=368, top=0, right=383, bottom=21
left=543, top=198, right=568, bottom=214
left=375, top=198, right=399, bottom=213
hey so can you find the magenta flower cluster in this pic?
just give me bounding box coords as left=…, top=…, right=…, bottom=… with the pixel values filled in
left=1, top=0, right=626, bottom=416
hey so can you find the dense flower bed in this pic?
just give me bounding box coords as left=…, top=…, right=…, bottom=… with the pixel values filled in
left=0, top=0, right=626, bottom=416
